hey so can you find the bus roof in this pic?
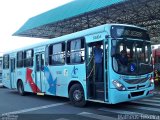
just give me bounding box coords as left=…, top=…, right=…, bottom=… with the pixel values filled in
left=6, top=23, right=145, bottom=54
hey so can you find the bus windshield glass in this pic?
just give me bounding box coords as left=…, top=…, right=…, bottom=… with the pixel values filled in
left=112, top=39, right=153, bottom=75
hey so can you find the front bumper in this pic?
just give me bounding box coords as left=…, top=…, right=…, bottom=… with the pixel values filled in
left=108, top=86, right=154, bottom=104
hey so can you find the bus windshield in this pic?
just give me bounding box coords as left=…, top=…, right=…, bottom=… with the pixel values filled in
left=112, top=39, right=153, bottom=75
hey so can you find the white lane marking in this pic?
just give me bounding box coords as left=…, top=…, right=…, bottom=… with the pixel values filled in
left=78, top=112, right=116, bottom=120
left=126, top=105, right=160, bottom=113
left=151, top=97, right=160, bottom=100
left=56, top=118, right=70, bottom=120
left=140, top=99, right=160, bottom=103
left=131, top=101, right=160, bottom=107
left=98, top=108, right=141, bottom=115
left=2, top=102, right=67, bottom=115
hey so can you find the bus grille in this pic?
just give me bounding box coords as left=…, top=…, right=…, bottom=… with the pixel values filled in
left=131, top=91, right=144, bottom=97
left=124, top=77, right=148, bottom=84
left=128, top=85, right=145, bottom=90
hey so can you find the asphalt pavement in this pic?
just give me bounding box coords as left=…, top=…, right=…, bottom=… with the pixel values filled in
left=0, top=87, right=160, bottom=120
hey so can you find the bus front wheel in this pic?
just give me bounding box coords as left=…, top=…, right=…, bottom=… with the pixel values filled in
left=17, top=81, right=25, bottom=96
left=69, top=84, right=86, bottom=107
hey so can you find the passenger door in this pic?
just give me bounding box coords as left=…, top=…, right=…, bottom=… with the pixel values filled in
left=104, top=40, right=108, bottom=101
left=86, top=40, right=108, bottom=101
left=35, top=53, right=45, bottom=92
left=10, top=58, right=16, bottom=88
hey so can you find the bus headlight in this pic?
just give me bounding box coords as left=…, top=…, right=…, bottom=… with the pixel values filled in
left=112, top=80, right=126, bottom=91
left=150, top=79, right=154, bottom=84
left=149, top=74, right=154, bottom=85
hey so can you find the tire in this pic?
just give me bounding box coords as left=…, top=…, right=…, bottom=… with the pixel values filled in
left=17, top=81, right=25, bottom=96
left=69, top=84, right=86, bottom=107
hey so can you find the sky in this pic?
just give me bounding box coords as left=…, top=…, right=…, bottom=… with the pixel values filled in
left=0, top=0, right=159, bottom=57
left=0, top=0, right=72, bottom=56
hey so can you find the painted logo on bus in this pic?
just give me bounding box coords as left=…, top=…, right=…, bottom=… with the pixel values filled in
left=26, top=68, right=41, bottom=93
left=44, top=66, right=57, bottom=95
left=71, top=66, right=78, bottom=78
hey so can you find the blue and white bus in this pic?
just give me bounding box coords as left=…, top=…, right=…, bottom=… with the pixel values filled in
left=2, top=24, right=154, bottom=106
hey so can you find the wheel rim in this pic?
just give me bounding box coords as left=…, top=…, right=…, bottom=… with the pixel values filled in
left=73, top=90, right=82, bottom=101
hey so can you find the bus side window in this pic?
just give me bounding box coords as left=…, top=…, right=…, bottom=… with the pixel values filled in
left=17, top=51, right=23, bottom=68
left=48, top=43, right=65, bottom=65
left=3, top=54, right=9, bottom=69
left=67, top=38, right=85, bottom=64
left=52, top=43, right=65, bottom=65
left=24, top=49, right=34, bottom=67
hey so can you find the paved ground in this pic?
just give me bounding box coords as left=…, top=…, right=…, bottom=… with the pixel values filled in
left=0, top=87, right=160, bottom=120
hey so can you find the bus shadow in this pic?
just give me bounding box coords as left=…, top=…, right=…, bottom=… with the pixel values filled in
left=86, top=101, right=138, bottom=109
left=8, top=90, right=69, bottom=103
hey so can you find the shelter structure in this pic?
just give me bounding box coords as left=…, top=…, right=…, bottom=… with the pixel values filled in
left=14, top=0, right=160, bottom=44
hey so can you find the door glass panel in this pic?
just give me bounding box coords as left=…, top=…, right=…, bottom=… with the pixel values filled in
left=11, top=59, right=15, bottom=72
left=41, top=54, right=44, bottom=71
left=36, top=55, right=40, bottom=71
left=105, top=43, right=108, bottom=69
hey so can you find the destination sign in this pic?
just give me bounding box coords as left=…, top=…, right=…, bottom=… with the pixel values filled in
left=111, top=25, right=150, bottom=40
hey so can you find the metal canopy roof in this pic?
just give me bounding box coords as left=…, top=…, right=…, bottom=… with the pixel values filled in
left=13, top=0, right=160, bottom=44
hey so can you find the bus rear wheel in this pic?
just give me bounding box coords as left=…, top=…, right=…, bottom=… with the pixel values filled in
left=69, top=84, right=86, bottom=107
left=17, top=81, right=25, bottom=96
